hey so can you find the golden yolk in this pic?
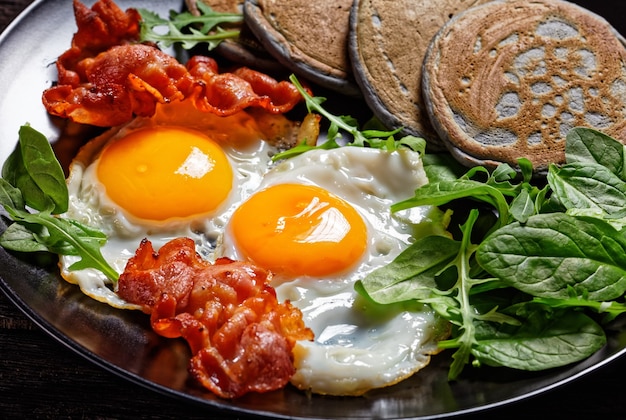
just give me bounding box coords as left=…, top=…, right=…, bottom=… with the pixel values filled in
left=97, top=126, right=233, bottom=221
left=230, top=184, right=368, bottom=277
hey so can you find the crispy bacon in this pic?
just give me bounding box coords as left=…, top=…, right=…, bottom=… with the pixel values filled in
left=54, top=0, right=141, bottom=87
left=117, top=238, right=313, bottom=399
left=186, top=56, right=304, bottom=116
left=43, top=44, right=194, bottom=127
left=42, top=0, right=303, bottom=127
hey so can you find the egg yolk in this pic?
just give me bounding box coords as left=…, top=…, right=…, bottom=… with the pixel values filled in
left=97, top=126, right=233, bottom=221
left=231, top=184, right=368, bottom=277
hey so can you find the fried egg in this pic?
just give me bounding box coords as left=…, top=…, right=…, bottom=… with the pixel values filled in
left=59, top=101, right=283, bottom=308
left=60, top=101, right=450, bottom=395
left=219, top=146, right=450, bottom=395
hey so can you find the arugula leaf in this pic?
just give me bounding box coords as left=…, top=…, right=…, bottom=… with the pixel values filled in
left=394, top=156, right=550, bottom=229
left=272, top=75, right=426, bottom=161
left=391, top=179, right=511, bottom=233
left=138, top=4, right=242, bottom=50
left=2, top=206, right=117, bottom=280
left=270, top=137, right=341, bottom=161
left=429, top=210, right=519, bottom=380
left=0, top=125, right=118, bottom=283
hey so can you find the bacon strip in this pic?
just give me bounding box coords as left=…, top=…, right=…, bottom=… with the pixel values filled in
left=43, top=44, right=193, bottom=127
left=117, top=238, right=313, bottom=399
left=187, top=56, right=304, bottom=116
left=42, top=0, right=303, bottom=127
left=51, top=0, right=141, bottom=88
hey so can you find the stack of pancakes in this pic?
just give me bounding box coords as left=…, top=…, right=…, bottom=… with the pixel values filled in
left=195, top=0, right=626, bottom=171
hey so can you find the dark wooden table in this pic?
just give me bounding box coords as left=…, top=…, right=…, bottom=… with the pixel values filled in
left=2, top=0, right=626, bottom=419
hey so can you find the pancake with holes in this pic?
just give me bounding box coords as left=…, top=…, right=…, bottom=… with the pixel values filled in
left=422, top=0, right=626, bottom=172
left=243, top=0, right=359, bottom=95
left=349, top=0, right=492, bottom=152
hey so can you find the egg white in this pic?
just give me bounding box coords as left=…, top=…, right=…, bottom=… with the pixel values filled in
left=219, top=146, right=450, bottom=395
left=59, top=108, right=281, bottom=309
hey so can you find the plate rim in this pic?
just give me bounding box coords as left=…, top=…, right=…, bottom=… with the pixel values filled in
left=1, top=0, right=625, bottom=418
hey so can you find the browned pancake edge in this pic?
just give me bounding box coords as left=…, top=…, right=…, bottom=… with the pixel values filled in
left=243, top=0, right=359, bottom=95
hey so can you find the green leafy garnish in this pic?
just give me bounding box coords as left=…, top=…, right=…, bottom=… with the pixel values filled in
left=138, top=3, right=242, bottom=50
left=272, top=75, right=426, bottom=161
left=0, top=125, right=118, bottom=283
left=2, top=125, right=68, bottom=214
left=358, top=126, right=626, bottom=379
left=468, top=302, right=605, bottom=371
left=476, top=213, right=626, bottom=302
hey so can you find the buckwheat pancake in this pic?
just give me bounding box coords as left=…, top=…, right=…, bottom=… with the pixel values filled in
left=422, top=0, right=626, bottom=171
left=243, top=0, right=359, bottom=95
left=350, top=0, right=491, bottom=151
left=186, top=0, right=282, bottom=71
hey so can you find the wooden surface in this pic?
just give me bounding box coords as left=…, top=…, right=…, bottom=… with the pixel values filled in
left=2, top=0, right=626, bottom=419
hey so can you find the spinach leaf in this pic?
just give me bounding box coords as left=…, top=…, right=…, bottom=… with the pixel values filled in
left=359, top=235, right=460, bottom=303
left=422, top=153, right=467, bottom=183
left=547, top=161, right=626, bottom=216
left=0, top=222, right=49, bottom=253
left=0, top=125, right=118, bottom=283
left=2, top=125, right=67, bottom=214
left=508, top=188, right=535, bottom=223
left=0, top=178, right=24, bottom=210
left=476, top=213, right=626, bottom=301
left=565, top=127, right=626, bottom=180
left=471, top=302, right=606, bottom=370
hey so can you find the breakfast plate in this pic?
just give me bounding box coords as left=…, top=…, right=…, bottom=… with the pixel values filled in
left=2, top=0, right=626, bottom=418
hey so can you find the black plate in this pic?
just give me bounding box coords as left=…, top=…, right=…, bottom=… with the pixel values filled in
left=1, top=1, right=626, bottom=418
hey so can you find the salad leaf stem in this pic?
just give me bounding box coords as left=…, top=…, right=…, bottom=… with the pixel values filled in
left=533, top=295, right=626, bottom=323
left=288, top=75, right=380, bottom=146
left=441, top=210, right=480, bottom=379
